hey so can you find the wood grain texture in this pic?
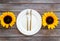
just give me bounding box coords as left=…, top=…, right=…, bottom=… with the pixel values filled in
left=0, top=29, right=60, bottom=37
left=0, top=0, right=60, bottom=41
left=0, top=0, right=60, bottom=3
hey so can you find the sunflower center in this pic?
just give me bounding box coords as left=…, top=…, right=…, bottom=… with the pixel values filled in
left=46, top=16, right=54, bottom=24
left=4, top=16, right=12, bottom=24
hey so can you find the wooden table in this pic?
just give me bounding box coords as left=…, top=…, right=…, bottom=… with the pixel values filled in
left=0, top=0, right=60, bottom=41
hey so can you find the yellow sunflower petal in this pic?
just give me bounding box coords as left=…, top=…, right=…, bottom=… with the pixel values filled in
left=48, top=25, right=51, bottom=30
left=50, top=25, right=55, bottom=29
left=10, top=22, right=15, bottom=27
left=6, top=24, right=9, bottom=28
left=1, top=21, right=6, bottom=27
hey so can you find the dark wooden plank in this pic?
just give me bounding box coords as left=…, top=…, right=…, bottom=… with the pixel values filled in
left=0, top=36, right=60, bottom=41
left=0, top=4, right=60, bottom=11
left=0, top=29, right=60, bottom=37
left=0, top=29, right=60, bottom=41
left=0, top=0, right=60, bottom=3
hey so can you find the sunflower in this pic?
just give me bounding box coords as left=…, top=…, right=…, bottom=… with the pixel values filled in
left=1, top=12, right=16, bottom=28
left=42, top=12, right=59, bottom=29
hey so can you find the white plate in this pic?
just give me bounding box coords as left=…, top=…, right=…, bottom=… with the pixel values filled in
left=16, top=9, right=42, bottom=36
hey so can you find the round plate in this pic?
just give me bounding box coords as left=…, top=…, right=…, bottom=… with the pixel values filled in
left=16, top=9, right=42, bottom=36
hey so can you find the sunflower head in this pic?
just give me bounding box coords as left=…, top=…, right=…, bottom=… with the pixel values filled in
left=1, top=12, right=16, bottom=28
left=42, top=12, right=59, bottom=29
